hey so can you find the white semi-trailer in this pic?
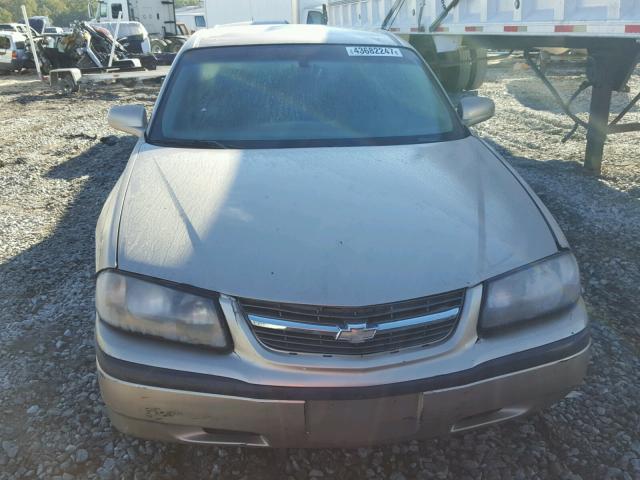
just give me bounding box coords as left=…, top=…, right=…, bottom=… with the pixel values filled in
left=328, top=0, right=640, bottom=174
left=95, top=0, right=178, bottom=36
left=93, top=0, right=191, bottom=52
left=328, top=0, right=640, bottom=37
left=203, top=0, right=326, bottom=26
left=328, top=0, right=640, bottom=91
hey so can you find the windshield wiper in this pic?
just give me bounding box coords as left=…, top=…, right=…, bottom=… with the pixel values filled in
left=154, top=139, right=234, bottom=149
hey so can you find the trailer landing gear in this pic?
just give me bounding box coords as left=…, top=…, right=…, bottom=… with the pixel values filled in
left=525, top=44, right=640, bottom=176
left=584, top=66, right=613, bottom=175
left=584, top=49, right=640, bottom=175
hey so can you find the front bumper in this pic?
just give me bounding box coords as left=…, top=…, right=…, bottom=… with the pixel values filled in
left=96, top=285, right=590, bottom=447
left=97, top=330, right=589, bottom=448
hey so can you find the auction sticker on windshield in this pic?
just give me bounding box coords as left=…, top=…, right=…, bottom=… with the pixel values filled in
left=346, top=46, right=403, bottom=57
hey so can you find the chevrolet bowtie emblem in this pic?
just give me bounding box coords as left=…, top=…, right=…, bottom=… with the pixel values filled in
left=335, top=323, right=377, bottom=343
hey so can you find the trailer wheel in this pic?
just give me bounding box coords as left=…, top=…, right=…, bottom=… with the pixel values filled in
left=437, top=47, right=473, bottom=93
left=150, top=39, right=167, bottom=54
left=54, top=72, right=79, bottom=95
left=39, top=57, right=52, bottom=75
left=466, top=48, right=488, bottom=91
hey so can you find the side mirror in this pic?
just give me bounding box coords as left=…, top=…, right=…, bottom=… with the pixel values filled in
left=459, top=96, right=495, bottom=127
left=108, top=104, right=147, bottom=137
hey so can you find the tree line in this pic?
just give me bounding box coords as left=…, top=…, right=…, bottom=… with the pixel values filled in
left=0, top=0, right=199, bottom=26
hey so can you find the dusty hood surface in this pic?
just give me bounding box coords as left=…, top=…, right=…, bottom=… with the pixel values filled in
left=117, top=137, right=557, bottom=305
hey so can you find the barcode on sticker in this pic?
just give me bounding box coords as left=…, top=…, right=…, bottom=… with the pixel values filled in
left=346, top=46, right=403, bottom=57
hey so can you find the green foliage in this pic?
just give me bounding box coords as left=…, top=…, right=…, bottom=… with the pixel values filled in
left=175, top=0, right=200, bottom=7
left=0, top=6, right=14, bottom=22
left=0, top=0, right=89, bottom=25
left=0, top=0, right=201, bottom=25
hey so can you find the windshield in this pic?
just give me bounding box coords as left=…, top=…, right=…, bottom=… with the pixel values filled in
left=148, top=44, right=466, bottom=148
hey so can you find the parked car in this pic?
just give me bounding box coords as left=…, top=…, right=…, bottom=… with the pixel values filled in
left=0, top=23, right=23, bottom=33
left=96, top=24, right=590, bottom=448
left=0, top=23, right=36, bottom=36
left=0, top=31, right=27, bottom=73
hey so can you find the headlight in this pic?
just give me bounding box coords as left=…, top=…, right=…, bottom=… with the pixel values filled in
left=479, top=252, right=581, bottom=333
left=96, top=270, right=230, bottom=349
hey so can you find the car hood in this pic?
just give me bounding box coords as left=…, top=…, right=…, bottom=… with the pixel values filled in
left=117, top=137, right=557, bottom=305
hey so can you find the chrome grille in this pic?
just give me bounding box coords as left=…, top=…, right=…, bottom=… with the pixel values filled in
left=238, top=290, right=464, bottom=355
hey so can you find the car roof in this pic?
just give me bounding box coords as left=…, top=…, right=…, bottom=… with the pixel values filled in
left=187, top=24, right=407, bottom=50
left=0, top=23, right=22, bottom=31
left=0, top=30, right=25, bottom=40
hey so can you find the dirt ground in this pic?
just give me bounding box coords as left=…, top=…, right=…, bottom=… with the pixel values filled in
left=0, top=58, right=639, bottom=480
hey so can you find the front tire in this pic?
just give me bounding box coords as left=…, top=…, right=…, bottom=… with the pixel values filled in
left=466, top=48, right=488, bottom=91
left=55, top=73, right=79, bottom=94
left=437, top=47, right=473, bottom=93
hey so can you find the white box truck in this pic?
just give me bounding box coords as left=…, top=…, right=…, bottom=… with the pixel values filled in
left=176, top=6, right=207, bottom=33
left=203, top=0, right=326, bottom=26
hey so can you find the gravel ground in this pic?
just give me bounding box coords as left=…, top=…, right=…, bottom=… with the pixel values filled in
left=0, top=60, right=639, bottom=480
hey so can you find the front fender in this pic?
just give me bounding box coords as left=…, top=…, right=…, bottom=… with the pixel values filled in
left=95, top=141, right=143, bottom=272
